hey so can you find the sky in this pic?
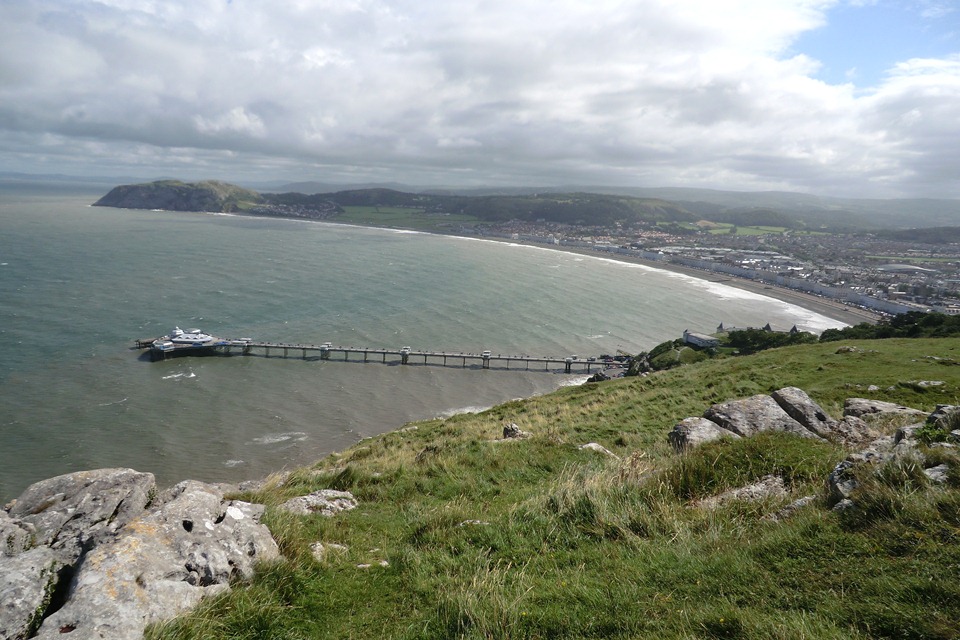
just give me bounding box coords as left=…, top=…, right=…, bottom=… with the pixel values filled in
left=1, top=0, right=958, bottom=197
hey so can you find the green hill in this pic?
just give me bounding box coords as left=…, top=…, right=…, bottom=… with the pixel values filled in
left=150, top=337, right=960, bottom=639
left=93, top=180, right=262, bottom=212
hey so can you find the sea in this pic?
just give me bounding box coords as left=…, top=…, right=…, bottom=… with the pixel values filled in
left=0, top=182, right=845, bottom=502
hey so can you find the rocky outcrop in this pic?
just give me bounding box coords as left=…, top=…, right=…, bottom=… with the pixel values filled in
left=770, top=387, right=837, bottom=438
left=703, top=394, right=820, bottom=439
left=696, top=474, right=788, bottom=509
left=668, top=388, right=887, bottom=453
left=842, top=398, right=928, bottom=421
left=278, top=490, right=357, bottom=517
left=0, top=470, right=278, bottom=640
left=667, top=390, right=956, bottom=516
left=0, top=547, right=63, bottom=640
left=502, top=423, right=531, bottom=439
left=6, top=468, right=155, bottom=564
left=668, top=417, right=740, bottom=452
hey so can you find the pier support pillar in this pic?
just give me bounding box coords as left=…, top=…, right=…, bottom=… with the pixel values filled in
left=564, top=358, right=573, bottom=374
left=400, top=347, right=410, bottom=365
left=320, top=346, right=330, bottom=360
left=482, top=355, right=490, bottom=369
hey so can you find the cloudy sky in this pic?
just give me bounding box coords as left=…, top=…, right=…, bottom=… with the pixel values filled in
left=1, top=0, right=958, bottom=197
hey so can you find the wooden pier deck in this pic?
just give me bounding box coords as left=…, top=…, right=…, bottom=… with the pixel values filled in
left=136, top=337, right=622, bottom=373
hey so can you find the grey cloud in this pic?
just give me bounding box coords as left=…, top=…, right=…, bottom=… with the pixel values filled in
left=0, top=1, right=957, bottom=197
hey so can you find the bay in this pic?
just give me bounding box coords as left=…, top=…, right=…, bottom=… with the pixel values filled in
left=0, top=184, right=844, bottom=501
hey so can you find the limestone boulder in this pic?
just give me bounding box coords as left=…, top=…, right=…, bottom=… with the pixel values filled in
left=33, top=480, right=279, bottom=640
left=703, top=394, right=820, bottom=439
left=770, top=387, right=837, bottom=439
left=502, top=423, right=531, bottom=439
left=924, top=464, right=951, bottom=484
left=843, top=398, right=927, bottom=421
left=278, top=490, right=358, bottom=517
left=667, top=417, right=739, bottom=452
left=0, top=547, right=63, bottom=640
left=7, top=468, right=155, bottom=563
left=697, top=474, right=788, bottom=509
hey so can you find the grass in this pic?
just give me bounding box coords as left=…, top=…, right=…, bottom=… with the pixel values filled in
left=149, top=338, right=960, bottom=639
left=335, top=206, right=483, bottom=231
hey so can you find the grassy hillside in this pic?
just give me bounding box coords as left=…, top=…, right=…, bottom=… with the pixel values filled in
left=94, top=180, right=262, bottom=212
left=150, top=338, right=960, bottom=639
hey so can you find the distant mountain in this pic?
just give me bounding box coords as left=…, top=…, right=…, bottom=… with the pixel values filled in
left=92, top=178, right=960, bottom=231
left=557, top=187, right=960, bottom=230
left=93, top=180, right=262, bottom=212
left=272, top=181, right=960, bottom=229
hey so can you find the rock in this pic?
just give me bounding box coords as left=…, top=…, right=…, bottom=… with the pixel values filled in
left=585, top=371, right=609, bottom=383
left=0, top=512, right=33, bottom=557
left=457, top=520, right=490, bottom=527
left=667, top=417, right=740, bottom=452
left=843, top=398, right=927, bottom=420
left=915, top=380, right=945, bottom=388
left=278, top=490, right=357, bottom=517
left=502, top=423, right=531, bottom=439
left=6, top=468, right=155, bottom=563
left=310, top=542, right=348, bottom=563
left=697, top=475, right=788, bottom=509
left=846, top=434, right=910, bottom=466
left=32, top=480, right=278, bottom=640
left=828, top=460, right=859, bottom=504
left=924, top=464, right=951, bottom=484
left=703, top=394, right=820, bottom=439
left=835, top=346, right=861, bottom=354
left=578, top=443, right=619, bottom=459
left=927, top=404, right=959, bottom=426
left=766, top=495, right=817, bottom=522
left=832, top=499, right=855, bottom=512
left=830, top=415, right=879, bottom=448
left=0, top=547, right=64, bottom=640
left=770, top=387, right=837, bottom=439
left=894, top=423, right=925, bottom=446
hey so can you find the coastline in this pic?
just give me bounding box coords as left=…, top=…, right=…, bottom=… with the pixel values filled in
left=398, top=228, right=882, bottom=328
left=495, top=241, right=882, bottom=327
left=136, top=204, right=878, bottom=329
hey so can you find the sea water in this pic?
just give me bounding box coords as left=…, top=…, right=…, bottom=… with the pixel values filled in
left=0, top=184, right=844, bottom=501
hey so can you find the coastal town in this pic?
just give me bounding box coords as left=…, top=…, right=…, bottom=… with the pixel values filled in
left=460, top=218, right=960, bottom=318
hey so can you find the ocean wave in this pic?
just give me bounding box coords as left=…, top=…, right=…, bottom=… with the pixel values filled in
left=161, top=372, right=196, bottom=380
left=223, top=459, right=245, bottom=467
left=248, top=432, right=308, bottom=446
left=558, top=375, right=593, bottom=387
left=437, top=405, right=491, bottom=418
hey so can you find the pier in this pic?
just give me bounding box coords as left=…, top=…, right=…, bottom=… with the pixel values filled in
left=135, top=337, right=623, bottom=374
